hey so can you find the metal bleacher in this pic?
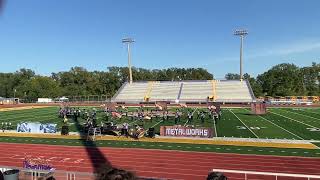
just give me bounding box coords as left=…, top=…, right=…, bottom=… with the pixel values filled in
left=149, top=81, right=181, bottom=101
left=113, top=82, right=148, bottom=102
left=215, top=80, right=253, bottom=103
left=112, top=80, right=255, bottom=103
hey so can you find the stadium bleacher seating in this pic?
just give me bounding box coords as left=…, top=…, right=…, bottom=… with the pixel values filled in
left=112, top=80, right=255, bottom=103
left=215, top=80, right=253, bottom=102
left=149, top=82, right=181, bottom=101
left=113, top=82, right=148, bottom=102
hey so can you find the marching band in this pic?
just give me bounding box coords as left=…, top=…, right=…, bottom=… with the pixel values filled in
left=58, top=104, right=221, bottom=139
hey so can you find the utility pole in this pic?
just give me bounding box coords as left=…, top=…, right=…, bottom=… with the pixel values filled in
left=122, top=38, right=135, bottom=84
left=234, top=29, right=248, bottom=80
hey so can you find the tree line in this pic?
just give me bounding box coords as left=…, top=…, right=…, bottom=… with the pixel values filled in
left=225, top=62, right=320, bottom=97
left=0, top=67, right=213, bottom=101
left=0, top=62, right=318, bottom=101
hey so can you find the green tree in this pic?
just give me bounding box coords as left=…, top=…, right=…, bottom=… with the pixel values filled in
left=256, top=63, right=303, bottom=96
left=300, top=62, right=319, bottom=95
left=22, top=76, right=61, bottom=101
left=225, top=73, right=240, bottom=80
left=243, top=73, right=263, bottom=97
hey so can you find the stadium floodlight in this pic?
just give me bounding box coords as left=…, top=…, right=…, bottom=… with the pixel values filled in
left=122, top=38, right=135, bottom=84
left=234, top=29, right=248, bottom=80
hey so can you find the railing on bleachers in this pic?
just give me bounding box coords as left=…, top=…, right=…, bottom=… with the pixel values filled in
left=0, top=165, right=165, bottom=180
left=0, top=165, right=95, bottom=180
left=211, top=168, right=320, bottom=180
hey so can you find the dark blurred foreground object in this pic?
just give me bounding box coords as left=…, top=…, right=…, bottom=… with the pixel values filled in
left=3, top=169, right=19, bottom=180
left=96, top=165, right=137, bottom=180
left=37, top=171, right=55, bottom=180
left=147, top=128, right=155, bottom=138
left=61, top=125, right=69, bottom=135
left=0, top=170, right=4, bottom=180
left=207, top=172, right=228, bottom=180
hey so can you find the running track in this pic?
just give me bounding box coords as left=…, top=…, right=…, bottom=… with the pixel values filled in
left=0, top=143, right=320, bottom=180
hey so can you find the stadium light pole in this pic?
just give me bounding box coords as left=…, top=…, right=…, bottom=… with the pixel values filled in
left=234, top=29, right=248, bottom=80
left=122, top=38, right=135, bottom=84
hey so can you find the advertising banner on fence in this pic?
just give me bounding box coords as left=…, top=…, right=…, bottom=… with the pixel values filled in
left=17, top=122, right=57, bottom=133
left=160, top=126, right=214, bottom=138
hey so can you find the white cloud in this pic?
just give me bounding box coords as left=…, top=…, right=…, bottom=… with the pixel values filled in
left=186, top=39, right=320, bottom=71
left=247, top=40, right=320, bottom=59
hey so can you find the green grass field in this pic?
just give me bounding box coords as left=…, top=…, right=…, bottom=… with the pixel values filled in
left=0, top=106, right=319, bottom=140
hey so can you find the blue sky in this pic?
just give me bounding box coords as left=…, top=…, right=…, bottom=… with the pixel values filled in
left=0, top=0, right=319, bottom=78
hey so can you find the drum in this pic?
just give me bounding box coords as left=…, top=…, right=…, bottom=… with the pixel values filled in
left=117, top=124, right=124, bottom=130
left=136, top=128, right=145, bottom=139
left=128, top=128, right=135, bottom=136
left=138, top=130, right=145, bottom=139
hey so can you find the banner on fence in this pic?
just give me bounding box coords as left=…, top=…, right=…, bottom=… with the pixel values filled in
left=160, top=126, right=214, bottom=138
left=17, top=122, right=57, bottom=133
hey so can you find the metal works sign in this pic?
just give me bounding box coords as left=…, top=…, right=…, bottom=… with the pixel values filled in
left=160, top=126, right=214, bottom=138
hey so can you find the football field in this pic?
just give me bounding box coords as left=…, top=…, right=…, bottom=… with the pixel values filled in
left=0, top=106, right=319, bottom=141
left=218, top=108, right=320, bottom=140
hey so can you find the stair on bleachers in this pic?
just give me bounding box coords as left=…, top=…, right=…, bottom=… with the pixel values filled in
left=177, top=83, right=184, bottom=101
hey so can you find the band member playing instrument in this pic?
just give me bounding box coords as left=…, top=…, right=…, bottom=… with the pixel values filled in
left=175, top=112, right=179, bottom=124
left=196, top=110, right=200, bottom=119
left=63, top=115, right=68, bottom=124
left=122, top=123, right=129, bottom=137
left=200, top=111, right=205, bottom=124
left=162, top=111, right=168, bottom=121
left=187, top=112, right=192, bottom=124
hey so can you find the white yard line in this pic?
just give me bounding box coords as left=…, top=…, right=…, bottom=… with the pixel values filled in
left=128, top=119, right=139, bottom=125
left=213, top=119, right=217, bottom=137
left=191, top=108, right=198, bottom=115
left=300, top=109, right=320, bottom=116
left=183, top=120, right=188, bottom=126
left=228, top=109, right=259, bottom=138
left=183, top=108, right=198, bottom=126
left=269, top=111, right=319, bottom=129
left=281, top=109, right=320, bottom=121
left=301, top=109, right=320, bottom=116
left=150, top=120, right=163, bottom=128
left=259, top=115, right=304, bottom=140
left=242, top=108, right=304, bottom=140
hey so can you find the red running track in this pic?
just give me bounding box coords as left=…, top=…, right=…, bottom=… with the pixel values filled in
left=0, top=142, right=319, bottom=180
